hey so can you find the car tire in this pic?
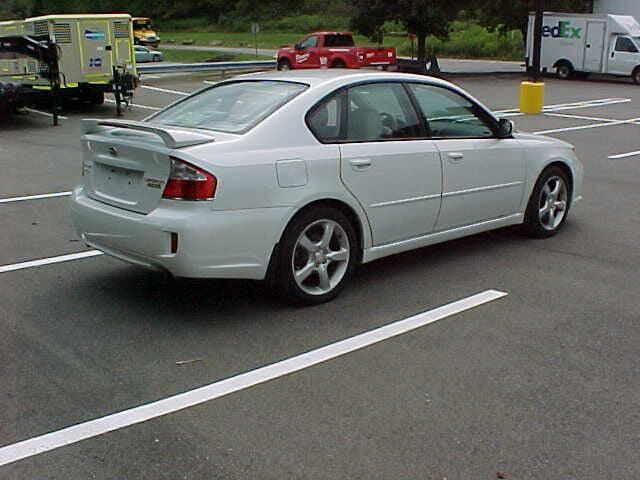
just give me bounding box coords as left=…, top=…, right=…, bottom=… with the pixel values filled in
left=556, top=62, right=573, bottom=80
left=277, top=59, right=291, bottom=71
left=332, top=59, right=346, bottom=68
left=521, top=166, right=571, bottom=238
left=632, top=67, right=640, bottom=85
left=273, top=206, right=357, bottom=305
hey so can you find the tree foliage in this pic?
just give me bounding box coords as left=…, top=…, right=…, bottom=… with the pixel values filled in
left=476, top=0, right=593, bottom=35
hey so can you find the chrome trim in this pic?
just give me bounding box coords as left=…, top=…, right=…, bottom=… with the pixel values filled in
left=370, top=193, right=441, bottom=208
left=442, top=181, right=523, bottom=198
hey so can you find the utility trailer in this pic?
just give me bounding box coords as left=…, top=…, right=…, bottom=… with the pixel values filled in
left=0, top=13, right=138, bottom=121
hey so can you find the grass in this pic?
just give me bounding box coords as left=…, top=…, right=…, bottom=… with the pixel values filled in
left=160, top=49, right=272, bottom=63
left=159, top=21, right=525, bottom=61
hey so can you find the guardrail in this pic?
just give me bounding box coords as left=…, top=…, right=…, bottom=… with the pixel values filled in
left=136, top=60, right=276, bottom=75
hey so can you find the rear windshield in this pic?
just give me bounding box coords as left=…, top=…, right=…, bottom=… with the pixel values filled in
left=325, top=34, right=355, bottom=47
left=150, top=80, right=308, bottom=134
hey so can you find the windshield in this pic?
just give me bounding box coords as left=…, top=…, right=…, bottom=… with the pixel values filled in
left=134, top=20, right=152, bottom=29
left=150, top=80, right=308, bottom=134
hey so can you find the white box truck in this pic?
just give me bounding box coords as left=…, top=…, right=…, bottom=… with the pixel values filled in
left=526, top=12, right=640, bottom=84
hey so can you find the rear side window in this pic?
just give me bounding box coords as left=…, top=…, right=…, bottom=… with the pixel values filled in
left=346, top=83, right=422, bottom=142
left=325, top=34, right=355, bottom=47
left=408, top=84, right=495, bottom=138
left=307, top=91, right=346, bottom=143
left=615, top=36, right=638, bottom=53
left=150, top=81, right=307, bottom=134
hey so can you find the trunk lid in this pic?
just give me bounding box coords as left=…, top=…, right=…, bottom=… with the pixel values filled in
left=80, top=119, right=216, bottom=214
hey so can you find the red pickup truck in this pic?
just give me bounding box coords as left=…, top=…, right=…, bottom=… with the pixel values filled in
left=276, top=32, right=397, bottom=70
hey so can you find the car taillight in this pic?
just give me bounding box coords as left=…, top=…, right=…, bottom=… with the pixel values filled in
left=162, top=157, right=217, bottom=200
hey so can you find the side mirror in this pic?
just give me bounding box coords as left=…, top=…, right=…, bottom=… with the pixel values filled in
left=294, top=43, right=302, bottom=51
left=496, top=118, right=514, bottom=138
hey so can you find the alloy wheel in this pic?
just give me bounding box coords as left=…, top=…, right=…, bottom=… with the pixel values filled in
left=538, top=176, right=568, bottom=231
left=291, top=219, right=350, bottom=296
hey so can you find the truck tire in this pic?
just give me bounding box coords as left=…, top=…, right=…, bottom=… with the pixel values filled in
left=277, top=58, right=291, bottom=71
left=331, top=59, right=346, bottom=68
left=633, top=67, right=640, bottom=85
left=89, top=91, right=105, bottom=105
left=556, top=61, right=573, bottom=80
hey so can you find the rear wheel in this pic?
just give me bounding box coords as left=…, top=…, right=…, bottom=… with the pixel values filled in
left=273, top=207, right=357, bottom=305
left=632, top=67, right=640, bottom=85
left=277, top=58, right=291, bottom=71
left=556, top=62, right=573, bottom=80
left=332, top=59, right=346, bottom=68
left=521, top=166, right=571, bottom=238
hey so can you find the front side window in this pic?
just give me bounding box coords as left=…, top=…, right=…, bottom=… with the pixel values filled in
left=615, top=36, right=638, bottom=53
left=346, top=83, right=422, bottom=142
left=299, top=36, right=318, bottom=49
left=408, top=84, right=495, bottom=138
left=150, top=81, right=307, bottom=134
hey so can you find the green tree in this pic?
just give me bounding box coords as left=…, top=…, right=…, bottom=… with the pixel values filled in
left=477, top=0, right=593, bottom=36
left=350, top=0, right=473, bottom=60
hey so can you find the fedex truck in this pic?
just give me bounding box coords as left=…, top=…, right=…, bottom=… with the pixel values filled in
left=526, top=12, right=640, bottom=84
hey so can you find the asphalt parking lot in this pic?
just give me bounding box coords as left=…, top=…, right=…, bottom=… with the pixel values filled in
left=1, top=72, right=639, bottom=479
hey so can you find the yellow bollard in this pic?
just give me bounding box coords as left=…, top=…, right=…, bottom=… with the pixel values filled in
left=519, top=81, right=545, bottom=114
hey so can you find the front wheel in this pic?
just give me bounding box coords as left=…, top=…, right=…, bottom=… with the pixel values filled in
left=632, top=67, right=640, bottom=85
left=521, top=167, right=571, bottom=238
left=273, top=207, right=357, bottom=305
left=556, top=63, right=573, bottom=80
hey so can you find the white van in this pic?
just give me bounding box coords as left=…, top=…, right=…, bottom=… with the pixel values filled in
left=526, top=12, right=640, bottom=84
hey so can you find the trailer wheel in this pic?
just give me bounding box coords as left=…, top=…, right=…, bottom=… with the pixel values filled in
left=556, top=61, right=573, bottom=80
left=88, top=91, right=105, bottom=105
left=632, top=67, right=640, bottom=85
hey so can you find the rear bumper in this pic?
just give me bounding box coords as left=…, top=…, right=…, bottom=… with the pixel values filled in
left=70, top=188, right=291, bottom=279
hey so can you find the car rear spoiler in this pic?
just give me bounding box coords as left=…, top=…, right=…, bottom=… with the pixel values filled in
left=81, top=119, right=215, bottom=149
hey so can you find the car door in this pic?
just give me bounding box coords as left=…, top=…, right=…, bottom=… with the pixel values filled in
left=609, top=36, right=640, bottom=75
left=295, top=35, right=321, bottom=69
left=407, top=83, right=525, bottom=231
left=334, top=82, right=443, bottom=245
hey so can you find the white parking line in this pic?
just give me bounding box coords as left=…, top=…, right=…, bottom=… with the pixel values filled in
left=104, top=98, right=161, bottom=111
left=0, top=250, right=103, bottom=274
left=608, top=150, right=640, bottom=159
left=534, top=117, right=640, bottom=135
left=0, top=191, right=72, bottom=204
left=25, top=108, right=69, bottom=120
left=0, top=289, right=507, bottom=467
left=495, top=97, right=631, bottom=117
left=140, top=85, right=189, bottom=96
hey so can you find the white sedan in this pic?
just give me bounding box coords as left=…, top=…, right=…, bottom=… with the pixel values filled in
left=71, top=70, right=583, bottom=304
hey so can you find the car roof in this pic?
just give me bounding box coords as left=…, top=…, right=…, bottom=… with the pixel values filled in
left=236, top=69, right=456, bottom=89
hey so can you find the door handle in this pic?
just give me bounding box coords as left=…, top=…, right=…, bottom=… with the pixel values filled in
left=447, top=152, right=464, bottom=162
left=349, top=158, right=372, bottom=170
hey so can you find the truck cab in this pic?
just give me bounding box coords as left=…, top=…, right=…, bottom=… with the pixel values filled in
left=608, top=34, right=640, bottom=81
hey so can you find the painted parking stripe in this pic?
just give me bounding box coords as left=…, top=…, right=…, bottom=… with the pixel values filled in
left=140, top=85, right=189, bottom=96
left=495, top=97, right=631, bottom=117
left=0, top=250, right=103, bottom=274
left=0, top=289, right=507, bottom=467
left=25, top=108, right=69, bottom=120
left=608, top=150, right=640, bottom=160
left=534, top=117, right=640, bottom=135
left=104, top=98, right=161, bottom=111
left=0, top=191, right=72, bottom=204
